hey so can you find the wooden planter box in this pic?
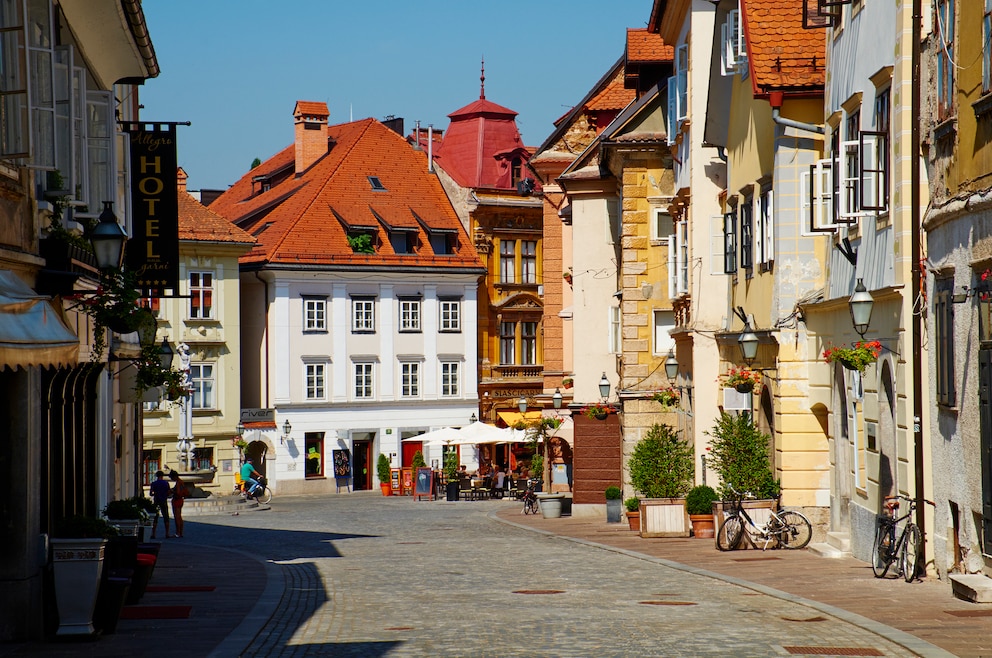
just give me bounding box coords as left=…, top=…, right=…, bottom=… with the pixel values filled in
left=639, top=498, right=689, bottom=538
left=712, top=498, right=778, bottom=549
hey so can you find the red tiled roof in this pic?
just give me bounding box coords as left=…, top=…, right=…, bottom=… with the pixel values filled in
left=625, top=28, right=674, bottom=63
left=742, top=0, right=825, bottom=94
left=294, top=100, right=329, bottom=117
left=177, top=190, right=255, bottom=245
left=209, top=116, right=481, bottom=271
left=585, top=68, right=636, bottom=112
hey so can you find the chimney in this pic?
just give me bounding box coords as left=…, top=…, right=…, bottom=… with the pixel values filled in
left=293, top=100, right=330, bottom=175
left=177, top=166, right=188, bottom=193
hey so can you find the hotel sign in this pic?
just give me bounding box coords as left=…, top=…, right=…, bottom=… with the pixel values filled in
left=124, top=122, right=180, bottom=296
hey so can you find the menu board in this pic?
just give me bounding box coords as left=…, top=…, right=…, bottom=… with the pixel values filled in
left=332, top=449, right=351, bottom=478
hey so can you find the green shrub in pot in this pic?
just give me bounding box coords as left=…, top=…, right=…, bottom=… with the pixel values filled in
left=628, top=423, right=694, bottom=498
left=604, top=485, right=622, bottom=500
left=685, top=485, right=719, bottom=515
left=624, top=497, right=640, bottom=513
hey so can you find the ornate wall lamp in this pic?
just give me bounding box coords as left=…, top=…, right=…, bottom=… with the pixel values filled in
left=849, top=278, right=874, bottom=338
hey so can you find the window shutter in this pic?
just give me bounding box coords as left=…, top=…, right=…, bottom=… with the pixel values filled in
left=721, top=22, right=733, bottom=76
left=712, top=215, right=727, bottom=275
left=860, top=131, right=888, bottom=212
left=667, top=76, right=678, bottom=144
left=754, top=195, right=764, bottom=265
left=723, top=211, right=737, bottom=273
left=668, top=234, right=677, bottom=298
left=27, top=1, right=56, bottom=169
left=677, top=221, right=689, bottom=295
left=726, top=10, right=739, bottom=73
left=809, top=159, right=840, bottom=232
left=839, top=139, right=866, bottom=220
left=740, top=202, right=753, bottom=270
left=733, top=8, right=747, bottom=64
left=676, top=44, right=689, bottom=121
left=764, top=190, right=774, bottom=263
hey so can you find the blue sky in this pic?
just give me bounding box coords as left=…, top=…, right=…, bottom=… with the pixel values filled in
left=139, top=1, right=650, bottom=191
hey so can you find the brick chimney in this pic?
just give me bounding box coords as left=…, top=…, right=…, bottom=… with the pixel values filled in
left=177, top=166, right=188, bottom=193
left=293, top=101, right=330, bottom=175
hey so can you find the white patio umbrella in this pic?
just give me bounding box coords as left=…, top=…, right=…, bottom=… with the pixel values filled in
left=405, top=426, right=461, bottom=445
left=455, top=420, right=513, bottom=444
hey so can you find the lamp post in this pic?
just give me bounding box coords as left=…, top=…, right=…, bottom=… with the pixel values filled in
left=469, top=412, right=477, bottom=424
left=90, top=201, right=127, bottom=271
left=849, top=278, right=874, bottom=338
left=518, top=396, right=527, bottom=414
left=664, top=350, right=679, bottom=380
left=158, top=339, right=174, bottom=369
left=598, top=372, right=611, bottom=401
left=236, top=421, right=245, bottom=438
left=552, top=388, right=562, bottom=410
left=738, top=324, right=759, bottom=366
left=282, top=419, right=292, bottom=445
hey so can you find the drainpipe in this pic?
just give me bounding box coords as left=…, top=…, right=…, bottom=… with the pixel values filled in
left=769, top=91, right=824, bottom=135
left=254, top=271, right=270, bottom=406
left=911, top=0, right=926, bottom=559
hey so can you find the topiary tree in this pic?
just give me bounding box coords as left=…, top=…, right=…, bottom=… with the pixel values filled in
left=705, top=412, right=780, bottom=499
left=411, top=450, right=426, bottom=469
left=628, top=423, right=694, bottom=498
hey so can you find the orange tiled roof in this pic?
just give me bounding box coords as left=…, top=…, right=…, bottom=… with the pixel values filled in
left=742, top=0, right=825, bottom=93
left=626, top=28, right=674, bottom=63
left=585, top=68, right=636, bottom=112
left=294, top=100, right=329, bottom=117
left=177, top=190, right=255, bottom=245
left=209, top=116, right=481, bottom=271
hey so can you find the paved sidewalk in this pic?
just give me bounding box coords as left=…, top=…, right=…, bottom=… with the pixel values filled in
left=495, top=507, right=991, bottom=658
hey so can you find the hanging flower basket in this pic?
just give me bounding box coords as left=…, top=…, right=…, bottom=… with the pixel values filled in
left=721, top=367, right=761, bottom=393
left=822, top=340, right=882, bottom=373
left=651, top=388, right=680, bottom=407
left=581, top=404, right=616, bottom=420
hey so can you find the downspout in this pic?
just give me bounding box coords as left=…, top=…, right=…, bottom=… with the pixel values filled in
left=911, top=0, right=926, bottom=556
left=254, top=271, right=270, bottom=406
left=769, top=91, right=824, bottom=134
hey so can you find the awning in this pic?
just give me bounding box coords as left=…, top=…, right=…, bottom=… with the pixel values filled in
left=0, top=270, right=78, bottom=370
left=496, top=410, right=543, bottom=427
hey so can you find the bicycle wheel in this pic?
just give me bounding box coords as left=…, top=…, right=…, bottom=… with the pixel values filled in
left=256, top=487, right=272, bottom=505
left=901, top=523, right=922, bottom=582
left=775, top=511, right=813, bottom=549
left=871, top=522, right=894, bottom=578
left=717, top=515, right=744, bottom=551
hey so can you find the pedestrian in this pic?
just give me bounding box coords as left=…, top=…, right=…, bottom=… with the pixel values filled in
left=169, top=470, right=189, bottom=538
left=148, top=470, right=172, bottom=538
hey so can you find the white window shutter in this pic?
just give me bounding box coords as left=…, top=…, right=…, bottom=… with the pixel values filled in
left=721, top=22, right=732, bottom=76
left=754, top=196, right=764, bottom=265
left=668, top=234, right=677, bottom=298
left=765, top=190, right=774, bottom=263
left=677, top=221, right=689, bottom=295
left=809, top=159, right=840, bottom=232
left=676, top=44, right=689, bottom=121
left=711, top=215, right=726, bottom=275
left=667, top=76, right=678, bottom=144
left=733, top=8, right=747, bottom=64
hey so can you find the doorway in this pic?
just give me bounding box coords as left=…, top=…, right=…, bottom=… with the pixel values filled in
left=352, top=434, right=374, bottom=491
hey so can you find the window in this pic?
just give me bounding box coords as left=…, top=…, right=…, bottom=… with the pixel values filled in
left=500, top=240, right=516, bottom=283
left=401, top=362, right=420, bottom=397
left=985, top=0, right=992, bottom=94
left=441, top=362, right=459, bottom=396
left=678, top=221, right=689, bottom=292
left=758, top=189, right=774, bottom=268
left=303, top=297, right=326, bottom=331
left=740, top=200, right=753, bottom=271
left=190, top=363, right=215, bottom=409
left=139, top=296, right=161, bottom=318
left=862, top=89, right=890, bottom=213
left=720, top=7, right=747, bottom=76
left=652, top=209, right=674, bottom=241
left=521, top=240, right=537, bottom=284
left=666, top=43, right=689, bottom=142
left=189, top=272, right=214, bottom=319
left=0, top=1, right=29, bottom=158
left=389, top=230, right=416, bottom=254
left=399, top=298, right=421, bottom=332
left=840, top=112, right=861, bottom=219
left=368, top=176, right=386, bottom=191
left=306, top=363, right=326, bottom=400
left=608, top=306, right=621, bottom=354
left=937, top=0, right=955, bottom=120
left=521, top=322, right=537, bottom=365
left=305, top=433, right=324, bottom=478
left=352, top=297, right=375, bottom=332
left=439, top=298, right=461, bottom=332
left=500, top=321, right=515, bottom=364
left=191, top=448, right=213, bottom=471
left=141, top=450, right=161, bottom=486
left=429, top=232, right=453, bottom=255
left=653, top=310, right=675, bottom=355
left=935, top=278, right=956, bottom=406
left=27, top=0, right=55, bottom=169
left=354, top=362, right=374, bottom=399
left=723, top=209, right=737, bottom=273
left=85, top=91, right=115, bottom=212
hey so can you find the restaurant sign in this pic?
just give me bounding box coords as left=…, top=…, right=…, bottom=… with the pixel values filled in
left=124, top=122, right=180, bottom=296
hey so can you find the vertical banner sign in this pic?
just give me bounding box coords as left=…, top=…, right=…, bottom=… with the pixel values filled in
left=125, top=123, right=179, bottom=296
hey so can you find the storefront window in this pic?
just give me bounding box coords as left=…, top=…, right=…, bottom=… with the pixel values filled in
left=305, top=432, right=324, bottom=478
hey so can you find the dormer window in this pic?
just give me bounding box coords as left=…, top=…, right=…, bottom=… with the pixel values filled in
left=389, top=229, right=418, bottom=254
left=368, top=176, right=386, bottom=191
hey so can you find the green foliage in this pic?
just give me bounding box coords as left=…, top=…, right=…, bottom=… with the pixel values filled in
left=102, top=498, right=149, bottom=522
left=54, top=515, right=119, bottom=539
left=530, top=454, right=544, bottom=480
left=130, top=495, right=158, bottom=517
left=705, top=412, right=780, bottom=500
left=685, top=485, right=719, bottom=515
left=604, top=485, right=622, bottom=500
left=376, top=453, right=391, bottom=482
left=411, top=450, right=426, bottom=469
left=443, top=451, right=459, bottom=481
left=250, top=157, right=262, bottom=169
left=628, top=423, right=694, bottom=498
left=347, top=233, right=375, bottom=254
left=624, top=497, right=640, bottom=512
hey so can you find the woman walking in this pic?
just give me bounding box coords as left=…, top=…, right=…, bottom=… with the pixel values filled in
left=169, top=470, right=190, bottom=538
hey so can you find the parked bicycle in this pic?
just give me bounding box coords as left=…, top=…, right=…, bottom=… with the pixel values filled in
left=716, top=485, right=812, bottom=551
left=519, top=478, right=540, bottom=515
left=871, top=494, right=932, bottom=582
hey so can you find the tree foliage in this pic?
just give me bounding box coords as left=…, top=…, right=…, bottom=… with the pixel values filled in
left=705, top=412, right=780, bottom=499
left=628, top=423, right=694, bottom=498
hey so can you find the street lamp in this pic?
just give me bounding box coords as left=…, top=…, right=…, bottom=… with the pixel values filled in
left=518, top=396, right=528, bottom=414
left=738, top=324, right=759, bottom=365
left=469, top=412, right=477, bottom=424
left=282, top=419, right=292, bottom=445
left=158, top=339, right=174, bottom=369
left=552, top=388, right=562, bottom=410
left=664, top=350, right=679, bottom=380
left=849, top=278, right=874, bottom=338
left=236, top=421, right=245, bottom=437
left=90, top=201, right=128, bottom=271
left=599, top=372, right=611, bottom=400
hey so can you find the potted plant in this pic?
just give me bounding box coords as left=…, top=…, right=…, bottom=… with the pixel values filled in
left=376, top=453, right=392, bottom=496
left=51, top=515, right=118, bottom=637
left=563, top=269, right=572, bottom=285
left=411, top=450, right=426, bottom=470
left=651, top=387, right=680, bottom=408
left=562, top=377, right=573, bottom=389
left=822, top=340, right=882, bottom=372
left=721, top=366, right=762, bottom=393
left=443, top=451, right=460, bottom=501
left=624, top=497, right=641, bottom=531
left=628, top=423, right=694, bottom=537
left=604, top=485, right=623, bottom=523
left=685, top=485, right=719, bottom=538
left=705, top=412, right=781, bottom=541
left=102, top=498, right=149, bottom=538
left=582, top=403, right=616, bottom=420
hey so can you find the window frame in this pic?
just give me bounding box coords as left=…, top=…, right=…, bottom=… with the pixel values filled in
left=398, top=297, right=422, bottom=333
left=400, top=361, right=420, bottom=398
left=653, top=309, right=675, bottom=356
left=521, top=240, right=537, bottom=284
left=723, top=210, right=737, bottom=274
left=305, top=362, right=327, bottom=400
left=652, top=208, right=674, bottom=242
left=303, top=296, right=327, bottom=332
left=937, top=0, right=955, bottom=120
left=740, top=197, right=753, bottom=271
left=608, top=306, right=621, bottom=354
left=521, top=321, right=538, bottom=365
left=499, top=321, right=516, bottom=365
left=758, top=188, right=774, bottom=269
left=935, top=279, right=956, bottom=407
left=353, top=361, right=374, bottom=399
left=189, top=271, right=215, bottom=320
left=440, top=361, right=460, bottom=397
left=351, top=296, right=376, bottom=333
left=304, top=432, right=325, bottom=478
left=985, top=0, right=992, bottom=95
left=499, top=239, right=516, bottom=283
left=189, top=362, right=216, bottom=410
left=439, top=297, right=461, bottom=333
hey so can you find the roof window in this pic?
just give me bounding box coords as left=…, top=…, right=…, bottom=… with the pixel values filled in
left=368, top=176, right=387, bottom=191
